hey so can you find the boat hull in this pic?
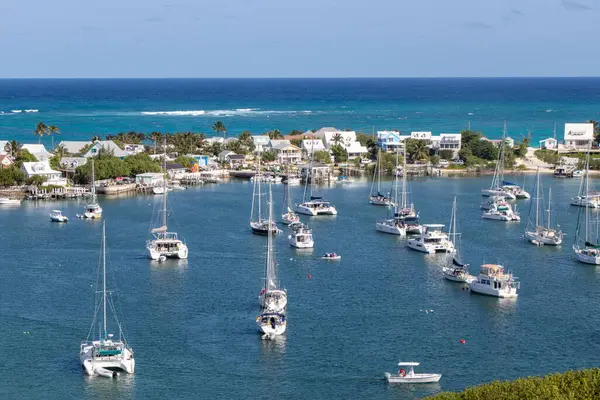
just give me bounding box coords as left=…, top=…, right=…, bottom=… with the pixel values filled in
left=524, top=230, right=562, bottom=246
left=570, top=196, right=600, bottom=208
left=50, top=216, right=69, bottom=223
left=407, top=240, right=455, bottom=254
left=469, top=282, right=518, bottom=298
left=147, top=244, right=188, bottom=260
left=289, top=235, right=314, bottom=248
left=369, top=196, right=395, bottom=206
left=384, top=373, right=441, bottom=384
left=256, top=314, right=287, bottom=337
left=481, top=189, right=516, bottom=200
left=80, top=344, right=135, bottom=376
left=375, top=220, right=406, bottom=236
left=442, top=267, right=475, bottom=283
left=482, top=212, right=520, bottom=221
left=295, top=203, right=337, bottom=216
left=573, top=247, right=600, bottom=265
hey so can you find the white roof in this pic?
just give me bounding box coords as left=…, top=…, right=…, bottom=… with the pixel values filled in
left=539, top=138, right=557, bottom=143
left=268, top=139, right=291, bottom=148
left=397, top=362, right=420, bottom=366
left=57, top=140, right=92, bottom=154
left=565, top=123, right=593, bottom=141
left=344, top=141, right=368, bottom=153
left=252, top=135, right=270, bottom=144
left=23, top=144, right=51, bottom=155
left=0, top=140, right=7, bottom=153
left=21, top=161, right=61, bottom=175
left=84, top=141, right=129, bottom=158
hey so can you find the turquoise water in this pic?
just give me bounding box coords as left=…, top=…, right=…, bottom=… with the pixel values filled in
left=1, top=176, right=599, bottom=399
left=2, top=78, right=600, bottom=143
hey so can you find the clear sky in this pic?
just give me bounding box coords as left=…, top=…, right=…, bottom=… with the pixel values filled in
left=0, top=0, right=598, bottom=78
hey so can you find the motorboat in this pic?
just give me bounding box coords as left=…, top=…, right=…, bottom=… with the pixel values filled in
left=407, top=224, right=455, bottom=254
left=284, top=175, right=301, bottom=185
left=441, top=198, right=474, bottom=283
left=482, top=202, right=520, bottom=221
left=169, top=180, right=186, bottom=191
left=146, top=140, right=188, bottom=260
left=288, top=223, right=314, bottom=248
left=573, top=170, right=584, bottom=178
left=0, top=197, right=21, bottom=205
left=369, top=149, right=394, bottom=206
left=49, top=209, right=69, bottom=223
left=469, top=264, right=519, bottom=298
left=385, top=362, right=441, bottom=384
left=321, top=253, right=341, bottom=260
left=375, top=218, right=407, bottom=236
left=82, top=158, right=102, bottom=219
left=80, top=222, right=135, bottom=377
left=256, top=312, right=287, bottom=339
left=480, top=195, right=505, bottom=210
left=502, top=184, right=530, bottom=199
left=524, top=169, right=563, bottom=246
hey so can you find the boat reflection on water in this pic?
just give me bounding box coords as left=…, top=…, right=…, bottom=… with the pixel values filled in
left=83, top=372, right=136, bottom=398
left=149, top=257, right=189, bottom=270
left=259, top=333, right=287, bottom=357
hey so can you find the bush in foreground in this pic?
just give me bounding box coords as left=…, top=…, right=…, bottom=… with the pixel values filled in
left=427, top=369, right=600, bottom=400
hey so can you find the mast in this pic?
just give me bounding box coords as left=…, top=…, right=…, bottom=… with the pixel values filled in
left=102, top=221, right=107, bottom=341
left=303, top=140, right=314, bottom=202
left=585, top=147, right=590, bottom=244
left=266, top=181, right=277, bottom=290
left=535, top=167, right=540, bottom=227
left=377, top=148, right=381, bottom=194
left=393, top=147, right=400, bottom=207
left=401, top=144, right=407, bottom=209
left=547, top=187, right=552, bottom=230
left=162, top=138, right=167, bottom=229
left=500, top=121, right=506, bottom=185
left=91, top=158, right=96, bottom=199
left=257, top=151, right=262, bottom=222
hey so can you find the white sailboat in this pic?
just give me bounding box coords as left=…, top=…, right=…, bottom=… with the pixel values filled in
left=481, top=122, right=516, bottom=200
left=395, top=146, right=421, bottom=234
left=524, top=168, right=563, bottom=246
left=571, top=146, right=600, bottom=208
left=80, top=222, right=135, bottom=377
left=281, top=175, right=300, bottom=225
left=295, top=148, right=337, bottom=216
left=573, top=148, right=600, bottom=264
left=82, top=158, right=103, bottom=219
left=257, top=183, right=287, bottom=338
left=369, top=148, right=394, bottom=206
left=251, top=152, right=282, bottom=235
left=441, top=197, right=474, bottom=283
left=376, top=148, right=407, bottom=236
left=146, top=146, right=188, bottom=260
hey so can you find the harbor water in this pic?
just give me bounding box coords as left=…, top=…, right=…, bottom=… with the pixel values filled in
left=1, top=176, right=598, bottom=399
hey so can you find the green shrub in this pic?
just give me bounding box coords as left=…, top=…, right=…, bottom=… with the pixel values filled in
left=534, top=149, right=560, bottom=165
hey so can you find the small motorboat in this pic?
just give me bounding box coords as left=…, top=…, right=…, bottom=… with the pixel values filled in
left=321, top=252, right=341, bottom=260
left=49, top=210, right=69, bottom=223
left=0, top=197, right=21, bottom=206
left=94, top=366, right=118, bottom=379
left=385, top=362, right=441, bottom=384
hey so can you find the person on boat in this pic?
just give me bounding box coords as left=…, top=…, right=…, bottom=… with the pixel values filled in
left=398, top=368, right=406, bottom=377
left=333, top=253, right=337, bottom=257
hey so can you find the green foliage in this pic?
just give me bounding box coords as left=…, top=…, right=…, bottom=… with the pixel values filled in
left=330, top=144, right=348, bottom=163
left=268, top=129, right=282, bottom=140
left=26, top=175, right=47, bottom=186
left=535, top=149, right=561, bottom=165
left=290, top=138, right=302, bottom=147
left=313, top=150, right=332, bottom=164
left=167, top=132, right=206, bottom=155
left=514, top=137, right=530, bottom=158
left=471, top=139, right=499, bottom=160
left=236, top=131, right=256, bottom=154
left=427, top=368, right=600, bottom=400
left=261, top=150, right=276, bottom=163
left=123, top=153, right=161, bottom=175
left=78, top=143, right=94, bottom=156
left=207, top=142, right=222, bottom=157
left=356, top=133, right=378, bottom=159
left=106, top=131, right=146, bottom=144
left=439, top=149, right=455, bottom=160
left=430, top=155, right=440, bottom=166
left=174, top=155, right=196, bottom=168
left=212, top=121, right=227, bottom=138
left=406, top=139, right=430, bottom=162
left=49, top=154, right=62, bottom=171
left=589, top=120, right=600, bottom=145
left=0, top=166, right=26, bottom=186
left=73, top=152, right=159, bottom=184
left=4, top=140, right=23, bottom=158
left=34, top=122, right=48, bottom=143
left=14, top=149, right=37, bottom=167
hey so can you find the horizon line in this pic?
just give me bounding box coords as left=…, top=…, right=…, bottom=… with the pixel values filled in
left=1, top=76, right=600, bottom=80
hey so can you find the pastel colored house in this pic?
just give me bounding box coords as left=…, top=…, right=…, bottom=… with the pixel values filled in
left=0, top=154, right=14, bottom=169
left=252, top=135, right=270, bottom=153
left=271, top=142, right=302, bottom=164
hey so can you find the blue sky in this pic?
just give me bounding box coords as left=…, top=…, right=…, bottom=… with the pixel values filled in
left=0, top=0, right=598, bottom=78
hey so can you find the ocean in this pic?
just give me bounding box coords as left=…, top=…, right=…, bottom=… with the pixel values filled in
left=1, top=177, right=599, bottom=399
left=1, top=78, right=600, bottom=144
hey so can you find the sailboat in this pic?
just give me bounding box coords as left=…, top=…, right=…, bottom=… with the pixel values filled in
left=570, top=148, right=600, bottom=208
left=524, top=168, right=563, bottom=246
left=281, top=175, right=300, bottom=225
left=251, top=151, right=282, bottom=234
left=257, top=182, right=287, bottom=338
left=80, top=222, right=135, bottom=377
left=442, top=197, right=474, bottom=283
left=394, top=146, right=422, bottom=234
left=146, top=145, right=188, bottom=260
left=376, top=148, right=407, bottom=235
left=481, top=122, right=516, bottom=200
left=369, top=148, right=394, bottom=206
left=573, top=146, right=600, bottom=264
left=82, top=158, right=103, bottom=219
left=295, top=148, right=337, bottom=216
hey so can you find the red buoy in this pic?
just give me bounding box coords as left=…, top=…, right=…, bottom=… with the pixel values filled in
left=308, top=274, right=312, bottom=279
left=460, top=339, right=466, bottom=344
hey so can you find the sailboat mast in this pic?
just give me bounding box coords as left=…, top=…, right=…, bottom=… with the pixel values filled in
left=162, top=138, right=167, bottom=228
left=91, top=158, right=96, bottom=198
left=452, top=197, right=457, bottom=245
left=266, top=181, right=276, bottom=289
left=402, top=144, right=407, bottom=209
left=585, top=148, right=590, bottom=243
left=500, top=121, right=506, bottom=184
left=393, top=147, right=399, bottom=206
left=547, top=187, right=552, bottom=230
left=102, top=221, right=107, bottom=340
left=257, top=152, right=262, bottom=222
left=535, top=168, right=540, bottom=227
left=377, top=149, right=381, bottom=193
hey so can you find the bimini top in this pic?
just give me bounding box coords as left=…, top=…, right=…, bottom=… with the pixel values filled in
left=397, top=362, right=420, bottom=367
left=480, top=264, right=503, bottom=274
left=423, top=224, right=444, bottom=228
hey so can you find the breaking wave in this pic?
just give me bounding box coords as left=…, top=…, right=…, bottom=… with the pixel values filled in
left=139, top=109, right=311, bottom=117
left=0, top=109, right=39, bottom=115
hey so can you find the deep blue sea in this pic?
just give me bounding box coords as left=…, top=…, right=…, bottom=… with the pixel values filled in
left=1, top=176, right=600, bottom=399
left=1, top=78, right=600, bottom=144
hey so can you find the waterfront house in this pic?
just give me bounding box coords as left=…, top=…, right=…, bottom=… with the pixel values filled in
left=22, top=144, right=52, bottom=162
left=267, top=139, right=291, bottom=150
left=83, top=140, right=129, bottom=159
left=482, top=136, right=515, bottom=148
left=0, top=140, right=7, bottom=154
left=539, top=138, right=558, bottom=150
left=312, top=128, right=368, bottom=159
left=21, top=161, right=67, bottom=186
left=185, top=154, right=210, bottom=167
left=271, top=142, right=302, bottom=164
left=564, top=123, right=593, bottom=150
left=227, top=154, right=246, bottom=168
left=299, top=162, right=330, bottom=181
left=301, top=139, right=327, bottom=156
left=60, top=157, right=87, bottom=171
left=376, top=131, right=408, bottom=152
left=124, top=144, right=145, bottom=155
left=0, top=154, right=14, bottom=169
left=218, top=150, right=236, bottom=163
left=57, top=141, right=93, bottom=155
left=345, top=141, right=369, bottom=160
left=252, top=135, right=270, bottom=154
left=166, top=163, right=187, bottom=179
left=430, top=133, right=462, bottom=158
left=136, top=172, right=163, bottom=186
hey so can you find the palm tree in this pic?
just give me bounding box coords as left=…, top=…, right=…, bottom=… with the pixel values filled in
left=212, top=121, right=227, bottom=139
left=588, top=120, right=600, bottom=145
left=268, top=129, right=282, bottom=140
left=332, top=133, right=343, bottom=147
left=4, top=140, right=22, bottom=159
left=48, top=125, right=60, bottom=149
left=54, top=144, right=66, bottom=157
left=407, top=139, right=429, bottom=162
left=34, top=122, right=48, bottom=144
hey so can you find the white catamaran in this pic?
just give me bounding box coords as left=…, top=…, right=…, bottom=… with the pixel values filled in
left=146, top=148, right=188, bottom=260
left=295, top=152, right=337, bottom=216
left=80, top=222, right=135, bottom=378
left=82, top=158, right=103, bottom=219
left=257, top=182, right=287, bottom=338
left=481, top=122, right=516, bottom=200
left=573, top=148, right=600, bottom=265
left=441, top=197, right=474, bottom=283
left=524, top=168, right=563, bottom=246
left=369, top=148, right=394, bottom=206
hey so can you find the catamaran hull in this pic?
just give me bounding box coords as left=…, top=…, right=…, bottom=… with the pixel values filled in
left=481, top=189, right=516, bottom=200
left=406, top=241, right=455, bottom=254
left=482, top=213, right=520, bottom=221
left=80, top=348, right=135, bottom=376
left=570, top=197, right=600, bottom=208
left=147, top=246, right=188, bottom=260
left=295, top=204, right=337, bottom=216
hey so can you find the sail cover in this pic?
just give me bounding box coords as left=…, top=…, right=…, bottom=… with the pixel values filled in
left=502, top=180, right=518, bottom=186
left=585, top=241, right=600, bottom=248
left=452, top=258, right=465, bottom=267
left=151, top=225, right=167, bottom=233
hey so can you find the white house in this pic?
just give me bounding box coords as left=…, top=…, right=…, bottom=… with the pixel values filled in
left=21, top=161, right=67, bottom=186
left=312, top=127, right=368, bottom=159
left=271, top=142, right=302, bottom=164
left=83, top=140, right=129, bottom=158
left=301, top=139, right=327, bottom=156
left=57, top=141, right=92, bottom=155
left=344, top=141, right=369, bottom=160
left=124, top=144, right=145, bottom=155
left=252, top=135, right=270, bottom=153
left=60, top=157, right=87, bottom=171
left=22, top=144, right=52, bottom=162
left=430, top=133, right=462, bottom=157
left=135, top=172, right=163, bottom=186
left=539, top=138, right=558, bottom=150
left=267, top=139, right=291, bottom=150
left=564, top=123, right=593, bottom=150
left=218, top=150, right=236, bottom=162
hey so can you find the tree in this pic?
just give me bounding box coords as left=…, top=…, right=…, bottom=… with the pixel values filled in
left=332, top=133, right=343, bottom=146
left=4, top=140, right=22, bottom=159
left=430, top=155, right=440, bottom=167
left=313, top=150, right=332, bottom=164
left=290, top=138, right=302, bottom=147
left=261, top=150, right=276, bottom=162
left=34, top=122, right=48, bottom=144
left=147, top=132, right=163, bottom=154
left=471, top=140, right=499, bottom=160
left=0, top=166, right=26, bottom=186
left=123, top=153, right=161, bottom=175
left=330, top=144, right=348, bottom=163
left=405, top=139, right=429, bottom=162
left=439, top=149, right=454, bottom=160
left=174, top=155, right=196, bottom=169
left=212, top=121, right=227, bottom=138
left=14, top=149, right=37, bottom=167
left=268, top=129, right=282, bottom=140
left=238, top=130, right=255, bottom=154
left=26, top=175, right=48, bottom=186
left=48, top=125, right=60, bottom=149
left=589, top=120, right=600, bottom=145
